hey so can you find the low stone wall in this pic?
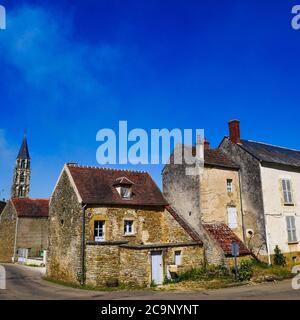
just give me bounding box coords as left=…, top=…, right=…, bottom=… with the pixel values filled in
left=119, top=247, right=150, bottom=287
left=119, top=243, right=204, bottom=287
left=85, top=243, right=121, bottom=287
left=84, top=242, right=204, bottom=288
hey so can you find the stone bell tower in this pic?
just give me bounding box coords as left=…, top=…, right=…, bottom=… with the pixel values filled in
left=11, top=134, right=31, bottom=198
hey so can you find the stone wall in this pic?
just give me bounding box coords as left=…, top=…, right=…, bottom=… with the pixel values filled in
left=119, top=244, right=204, bottom=287
left=119, top=247, right=150, bottom=286
left=201, top=166, right=244, bottom=240
left=85, top=206, right=196, bottom=245
left=163, top=163, right=202, bottom=232
left=16, top=217, right=48, bottom=257
left=219, top=138, right=267, bottom=254
left=0, top=202, right=16, bottom=262
left=85, top=244, right=120, bottom=287
left=46, top=171, right=83, bottom=284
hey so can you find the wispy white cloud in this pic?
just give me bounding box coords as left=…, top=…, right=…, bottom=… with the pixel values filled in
left=0, top=5, right=121, bottom=114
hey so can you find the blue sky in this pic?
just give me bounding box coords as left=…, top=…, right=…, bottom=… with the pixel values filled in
left=0, top=0, right=300, bottom=199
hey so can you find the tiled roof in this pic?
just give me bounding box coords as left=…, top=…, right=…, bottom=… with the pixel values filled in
left=203, top=223, right=250, bottom=256
left=0, top=201, right=6, bottom=215
left=11, top=198, right=49, bottom=218
left=239, top=139, right=300, bottom=168
left=67, top=164, right=168, bottom=206
left=166, top=205, right=203, bottom=244
left=168, top=145, right=239, bottom=169
left=202, top=148, right=239, bottom=169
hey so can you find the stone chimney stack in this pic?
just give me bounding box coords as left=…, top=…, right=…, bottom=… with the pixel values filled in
left=204, top=138, right=210, bottom=150
left=196, top=134, right=204, bottom=161
left=228, top=119, right=241, bottom=144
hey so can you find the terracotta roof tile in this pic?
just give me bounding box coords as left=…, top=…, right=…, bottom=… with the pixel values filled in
left=67, top=164, right=168, bottom=207
left=203, top=223, right=250, bottom=256
left=168, top=146, right=239, bottom=169
left=11, top=198, right=49, bottom=218
left=193, top=147, right=239, bottom=169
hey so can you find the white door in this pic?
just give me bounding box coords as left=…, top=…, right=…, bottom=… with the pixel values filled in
left=151, top=251, right=163, bottom=285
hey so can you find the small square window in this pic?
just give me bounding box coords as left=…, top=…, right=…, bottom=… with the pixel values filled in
left=226, top=179, right=233, bottom=192
left=94, top=220, right=105, bottom=241
left=174, top=251, right=182, bottom=265
left=124, top=220, right=134, bottom=235
left=118, top=187, right=131, bottom=199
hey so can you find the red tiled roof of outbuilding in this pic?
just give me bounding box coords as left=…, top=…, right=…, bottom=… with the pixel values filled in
left=11, top=198, right=49, bottom=218
left=203, top=223, right=250, bottom=256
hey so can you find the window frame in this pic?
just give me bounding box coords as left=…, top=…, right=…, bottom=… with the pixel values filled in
left=94, top=220, right=105, bottom=242
left=282, top=179, right=294, bottom=205
left=124, top=220, right=134, bottom=235
left=226, top=179, right=233, bottom=193
left=174, top=250, right=182, bottom=266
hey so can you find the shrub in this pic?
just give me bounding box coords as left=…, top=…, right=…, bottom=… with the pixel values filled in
left=237, top=260, right=253, bottom=281
left=273, top=245, right=286, bottom=266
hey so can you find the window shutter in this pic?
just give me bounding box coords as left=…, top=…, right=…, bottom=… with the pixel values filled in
left=286, top=180, right=293, bottom=203
left=282, top=180, right=288, bottom=203
left=286, top=216, right=292, bottom=242
left=286, top=216, right=297, bottom=243
left=227, top=207, right=238, bottom=229
left=282, top=179, right=293, bottom=204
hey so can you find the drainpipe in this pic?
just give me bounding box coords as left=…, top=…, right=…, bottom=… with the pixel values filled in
left=12, top=216, right=19, bottom=263
left=238, top=170, right=246, bottom=243
left=265, top=214, right=272, bottom=266
left=80, top=204, right=87, bottom=286
left=259, top=163, right=271, bottom=265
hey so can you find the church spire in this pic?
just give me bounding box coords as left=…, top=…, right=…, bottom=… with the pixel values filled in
left=11, top=134, right=31, bottom=198
left=17, top=134, right=30, bottom=160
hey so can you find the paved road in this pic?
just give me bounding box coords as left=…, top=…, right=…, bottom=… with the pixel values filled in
left=0, top=263, right=300, bottom=300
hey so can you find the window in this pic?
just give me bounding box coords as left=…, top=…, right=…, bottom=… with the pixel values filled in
left=120, top=187, right=131, bottom=199
left=20, top=173, right=25, bottom=184
left=18, top=187, right=25, bottom=197
left=174, top=251, right=182, bottom=265
left=227, top=207, right=238, bottom=229
left=286, top=216, right=297, bottom=243
left=124, top=220, right=134, bottom=235
left=226, top=179, right=233, bottom=192
left=282, top=179, right=293, bottom=204
left=20, top=160, right=26, bottom=169
left=94, top=221, right=105, bottom=241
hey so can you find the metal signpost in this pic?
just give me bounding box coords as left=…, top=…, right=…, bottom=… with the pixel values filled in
left=231, top=241, right=240, bottom=280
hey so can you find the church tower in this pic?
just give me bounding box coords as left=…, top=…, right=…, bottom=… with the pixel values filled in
left=11, top=135, right=31, bottom=198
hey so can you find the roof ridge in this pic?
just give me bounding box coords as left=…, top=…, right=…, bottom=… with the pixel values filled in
left=243, top=139, right=300, bottom=153
left=66, top=163, right=148, bottom=174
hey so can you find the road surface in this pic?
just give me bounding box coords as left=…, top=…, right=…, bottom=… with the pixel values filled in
left=0, top=263, right=299, bottom=300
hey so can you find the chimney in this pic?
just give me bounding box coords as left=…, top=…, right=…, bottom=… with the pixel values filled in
left=203, top=138, right=210, bottom=150
left=228, top=119, right=241, bottom=144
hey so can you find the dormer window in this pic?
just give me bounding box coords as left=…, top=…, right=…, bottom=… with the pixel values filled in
left=113, top=176, right=134, bottom=200
left=120, top=187, right=131, bottom=199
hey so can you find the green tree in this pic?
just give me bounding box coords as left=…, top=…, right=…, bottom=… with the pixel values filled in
left=273, top=245, right=286, bottom=266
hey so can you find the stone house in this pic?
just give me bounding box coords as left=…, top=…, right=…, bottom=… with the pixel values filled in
left=220, top=120, right=300, bottom=263
left=0, top=198, right=49, bottom=262
left=47, top=164, right=204, bottom=287
left=163, top=138, right=250, bottom=265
